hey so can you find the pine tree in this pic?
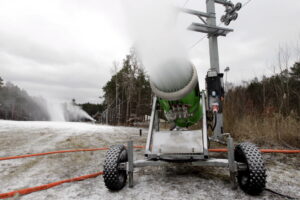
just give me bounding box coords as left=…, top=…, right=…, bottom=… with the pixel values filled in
left=290, top=62, right=300, bottom=80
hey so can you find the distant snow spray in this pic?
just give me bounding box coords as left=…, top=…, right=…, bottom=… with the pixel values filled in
left=44, top=100, right=95, bottom=122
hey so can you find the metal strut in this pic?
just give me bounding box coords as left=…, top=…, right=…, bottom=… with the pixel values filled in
left=128, top=141, right=134, bottom=188
left=227, top=136, right=237, bottom=189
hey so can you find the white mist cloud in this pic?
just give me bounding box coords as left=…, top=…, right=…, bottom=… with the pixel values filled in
left=123, top=0, right=194, bottom=92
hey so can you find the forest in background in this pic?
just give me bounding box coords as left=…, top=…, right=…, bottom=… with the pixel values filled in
left=0, top=77, right=104, bottom=121
left=224, top=61, right=300, bottom=148
left=100, top=49, right=152, bottom=125
left=0, top=78, right=49, bottom=121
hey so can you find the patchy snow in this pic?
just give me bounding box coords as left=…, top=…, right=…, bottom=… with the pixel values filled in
left=0, top=120, right=299, bottom=200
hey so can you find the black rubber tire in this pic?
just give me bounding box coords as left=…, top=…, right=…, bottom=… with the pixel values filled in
left=103, top=144, right=128, bottom=191
left=235, top=142, right=266, bottom=195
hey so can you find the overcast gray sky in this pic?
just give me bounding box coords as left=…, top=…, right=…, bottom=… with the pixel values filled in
left=0, top=0, right=300, bottom=103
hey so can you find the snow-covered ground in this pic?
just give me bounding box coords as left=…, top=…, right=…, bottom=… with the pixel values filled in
left=0, top=120, right=299, bottom=200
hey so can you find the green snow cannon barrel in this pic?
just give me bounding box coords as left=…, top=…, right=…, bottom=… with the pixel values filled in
left=150, top=60, right=202, bottom=127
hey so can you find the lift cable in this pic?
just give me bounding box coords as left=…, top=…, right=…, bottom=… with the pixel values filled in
left=188, top=35, right=206, bottom=50
left=242, top=0, right=253, bottom=8
left=182, top=0, right=190, bottom=8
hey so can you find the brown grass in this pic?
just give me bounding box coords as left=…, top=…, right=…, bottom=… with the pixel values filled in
left=224, top=112, right=300, bottom=148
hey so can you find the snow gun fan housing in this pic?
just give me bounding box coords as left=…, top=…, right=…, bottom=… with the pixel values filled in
left=150, top=61, right=202, bottom=128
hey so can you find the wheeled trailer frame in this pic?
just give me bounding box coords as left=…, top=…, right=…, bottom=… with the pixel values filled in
left=127, top=92, right=242, bottom=188
left=103, top=92, right=267, bottom=195
left=126, top=137, right=244, bottom=189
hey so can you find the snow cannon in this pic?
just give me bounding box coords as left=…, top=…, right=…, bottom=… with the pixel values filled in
left=103, top=59, right=266, bottom=195
left=149, top=60, right=202, bottom=128
left=103, top=0, right=267, bottom=193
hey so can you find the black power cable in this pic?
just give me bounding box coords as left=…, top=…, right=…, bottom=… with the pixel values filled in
left=207, top=111, right=217, bottom=131
left=265, top=187, right=299, bottom=200
left=212, top=111, right=217, bottom=130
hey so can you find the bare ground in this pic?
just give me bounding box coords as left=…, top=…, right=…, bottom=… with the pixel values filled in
left=0, top=120, right=299, bottom=200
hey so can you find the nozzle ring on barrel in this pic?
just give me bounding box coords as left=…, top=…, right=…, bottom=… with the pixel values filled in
left=150, top=65, right=198, bottom=101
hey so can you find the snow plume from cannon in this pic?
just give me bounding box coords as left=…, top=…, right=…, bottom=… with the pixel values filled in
left=45, top=100, right=65, bottom=121
left=41, top=99, right=95, bottom=122
left=64, top=103, right=96, bottom=122
left=123, top=0, right=196, bottom=98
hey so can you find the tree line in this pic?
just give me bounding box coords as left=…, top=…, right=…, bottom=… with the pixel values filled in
left=224, top=62, right=300, bottom=147
left=0, top=77, right=104, bottom=121
left=0, top=78, right=49, bottom=120
left=101, top=49, right=152, bottom=125
left=225, top=62, right=300, bottom=119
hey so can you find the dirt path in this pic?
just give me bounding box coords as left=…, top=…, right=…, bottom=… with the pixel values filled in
left=0, top=120, right=299, bottom=200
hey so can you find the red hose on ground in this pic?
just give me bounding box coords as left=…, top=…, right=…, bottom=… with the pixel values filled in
left=0, top=147, right=300, bottom=161
left=0, top=148, right=109, bottom=161
left=208, top=149, right=300, bottom=153
left=260, top=149, right=300, bottom=153
left=0, top=147, right=299, bottom=199
left=0, top=171, right=103, bottom=199
left=0, top=146, right=144, bottom=161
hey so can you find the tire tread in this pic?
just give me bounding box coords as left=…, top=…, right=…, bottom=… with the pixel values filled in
left=103, top=145, right=127, bottom=191
left=235, top=142, right=266, bottom=195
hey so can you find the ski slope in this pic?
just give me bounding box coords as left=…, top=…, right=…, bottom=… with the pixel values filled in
left=0, top=120, right=299, bottom=200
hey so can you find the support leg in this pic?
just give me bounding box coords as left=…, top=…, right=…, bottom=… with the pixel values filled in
left=128, top=141, right=134, bottom=188
left=227, top=136, right=237, bottom=189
